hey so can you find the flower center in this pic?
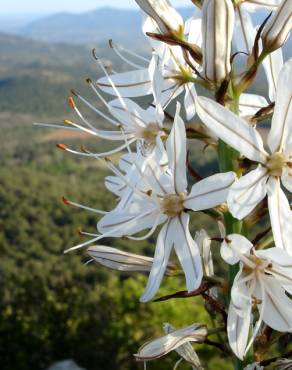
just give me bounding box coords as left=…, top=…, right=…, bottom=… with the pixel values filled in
left=161, top=193, right=186, bottom=217
left=242, top=255, right=265, bottom=275
left=140, top=123, right=162, bottom=144
left=266, top=152, right=286, bottom=177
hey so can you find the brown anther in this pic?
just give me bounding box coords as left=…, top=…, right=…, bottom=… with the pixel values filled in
left=56, top=143, right=67, bottom=150
left=108, top=39, right=114, bottom=48
left=92, top=48, right=98, bottom=60
left=68, top=97, right=76, bottom=109
left=146, top=190, right=152, bottom=197
left=86, top=78, right=92, bottom=84
left=224, top=237, right=232, bottom=244
left=62, top=196, right=71, bottom=206
left=121, top=235, right=129, bottom=240
left=77, top=227, right=83, bottom=236
left=64, top=119, right=73, bottom=125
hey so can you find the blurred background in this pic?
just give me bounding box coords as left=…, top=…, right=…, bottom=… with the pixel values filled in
left=0, top=1, right=287, bottom=369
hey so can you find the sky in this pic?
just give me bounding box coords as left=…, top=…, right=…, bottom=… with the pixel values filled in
left=1, top=0, right=191, bottom=15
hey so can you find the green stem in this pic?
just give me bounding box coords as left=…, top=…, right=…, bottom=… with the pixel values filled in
left=217, top=89, right=245, bottom=370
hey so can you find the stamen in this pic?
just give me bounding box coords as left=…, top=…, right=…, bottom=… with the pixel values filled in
left=62, top=196, right=108, bottom=214
left=109, top=39, right=146, bottom=69
left=34, top=122, right=79, bottom=131
left=71, top=90, right=120, bottom=127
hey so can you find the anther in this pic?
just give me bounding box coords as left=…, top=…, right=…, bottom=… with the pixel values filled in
left=56, top=143, right=67, bottom=150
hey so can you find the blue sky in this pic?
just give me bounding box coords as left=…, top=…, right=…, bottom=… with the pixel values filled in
left=1, top=0, right=191, bottom=14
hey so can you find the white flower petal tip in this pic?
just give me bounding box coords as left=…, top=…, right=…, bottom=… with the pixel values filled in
left=227, top=166, right=269, bottom=220
left=87, top=245, right=174, bottom=274
left=202, top=0, right=235, bottom=83
left=195, top=97, right=268, bottom=163
left=262, top=0, right=292, bottom=52
left=220, top=234, right=253, bottom=265
left=134, top=323, right=208, bottom=362
left=135, top=0, right=184, bottom=36
left=185, top=171, right=236, bottom=211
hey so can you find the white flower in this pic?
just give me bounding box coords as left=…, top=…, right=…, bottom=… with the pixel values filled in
left=222, top=234, right=292, bottom=359
left=262, top=0, right=292, bottom=52
left=97, top=103, right=236, bottom=301
left=202, top=0, right=235, bottom=83
left=87, top=245, right=176, bottom=274
left=134, top=323, right=207, bottom=362
left=195, top=59, right=292, bottom=254
left=134, top=0, right=184, bottom=37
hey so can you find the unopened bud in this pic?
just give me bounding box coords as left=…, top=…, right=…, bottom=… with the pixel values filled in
left=135, top=323, right=207, bottom=361
left=163, top=323, right=203, bottom=369
left=262, top=0, right=292, bottom=52
left=135, top=0, right=184, bottom=37
left=202, top=0, right=235, bottom=83
left=87, top=245, right=176, bottom=274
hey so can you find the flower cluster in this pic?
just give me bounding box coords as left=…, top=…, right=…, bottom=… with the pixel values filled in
left=39, top=0, right=292, bottom=368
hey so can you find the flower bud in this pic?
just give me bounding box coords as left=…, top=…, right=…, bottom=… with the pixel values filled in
left=274, top=359, right=292, bottom=369
left=163, top=323, right=203, bottom=369
left=202, top=0, right=235, bottom=83
left=135, top=323, right=207, bottom=361
left=135, top=0, right=184, bottom=37
left=262, top=0, right=292, bottom=52
left=88, top=245, right=176, bottom=274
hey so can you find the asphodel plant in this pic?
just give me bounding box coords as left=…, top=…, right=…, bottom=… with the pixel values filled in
left=36, top=0, right=292, bottom=369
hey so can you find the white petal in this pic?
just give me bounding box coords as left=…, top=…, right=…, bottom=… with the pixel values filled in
left=196, top=97, right=268, bottom=163
left=267, top=59, right=292, bottom=153
left=261, top=275, right=292, bottom=332
left=187, top=17, right=202, bottom=46
left=227, top=302, right=252, bottom=360
left=256, top=247, right=292, bottom=267
left=267, top=177, right=292, bottom=254
left=149, top=53, right=165, bottom=125
left=234, top=6, right=256, bottom=55
left=105, top=175, right=124, bottom=196
left=221, top=234, right=253, bottom=265
left=185, top=171, right=236, bottom=211
left=98, top=208, right=165, bottom=237
left=108, top=98, right=154, bottom=129
left=281, top=166, right=292, bottom=193
left=166, top=103, right=187, bottom=193
left=243, top=0, right=281, bottom=10
left=262, top=48, right=283, bottom=102
left=140, top=219, right=174, bottom=302
left=173, top=213, right=203, bottom=292
left=184, top=83, right=197, bottom=120
left=239, top=93, right=269, bottom=117
left=227, top=165, right=269, bottom=220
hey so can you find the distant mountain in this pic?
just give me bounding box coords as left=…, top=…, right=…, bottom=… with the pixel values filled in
left=17, top=7, right=195, bottom=48
left=0, top=32, right=117, bottom=115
